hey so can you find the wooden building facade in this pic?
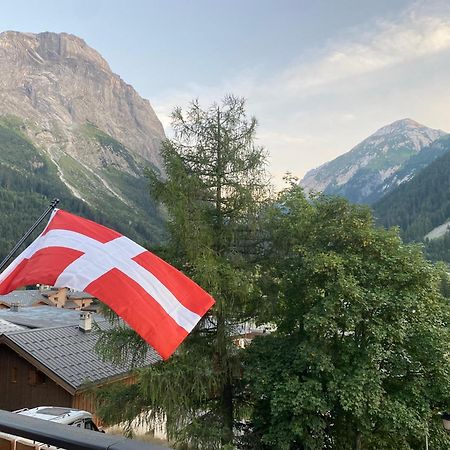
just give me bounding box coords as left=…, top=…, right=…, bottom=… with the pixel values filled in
left=0, top=345, right=71, bottom=411
left=0, top=314, right=160, bottom=418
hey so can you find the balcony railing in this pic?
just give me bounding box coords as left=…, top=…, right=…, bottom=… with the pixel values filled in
left=0, top=409, right=170, bottom=450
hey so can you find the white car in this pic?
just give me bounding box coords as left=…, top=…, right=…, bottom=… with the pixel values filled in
left=0, top=406, right=103, bottom=449
left=14, top=406, right=102, bottom=432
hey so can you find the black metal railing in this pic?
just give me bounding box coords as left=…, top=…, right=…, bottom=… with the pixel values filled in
left=0, top=409, right=170, bottom=450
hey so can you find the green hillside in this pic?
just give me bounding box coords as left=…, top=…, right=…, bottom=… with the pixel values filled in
left=0, top=120, right=165, bottom=261
left=373, top=139, right=450, bottom=262
left=301, top=119, right=446, bottom=205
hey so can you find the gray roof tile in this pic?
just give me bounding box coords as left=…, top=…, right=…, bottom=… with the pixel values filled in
left=0, top=306, right=98, bottom=328
left=3, top=321, right=161, bottom=391
left=0, top=319, right=25, bottom=334
left=0, top=290, right=47, bottom=307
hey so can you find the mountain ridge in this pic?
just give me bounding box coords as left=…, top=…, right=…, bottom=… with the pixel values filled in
left=373, top=134, right=450, bottom=262
left=0, top=31, right=167, bottom=251
left=0, top=31, right=165, bottom=168
left=300, top=118, right=447, bottom=204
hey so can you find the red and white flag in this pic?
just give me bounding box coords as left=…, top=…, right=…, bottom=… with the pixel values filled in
left=0, top=209, right=215, bottom=359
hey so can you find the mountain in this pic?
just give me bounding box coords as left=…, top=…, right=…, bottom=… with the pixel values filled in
left=300, top=119, right=447, bottom=204
left=373, top=135, right=450, bottom=255
left=0, top=31, right=166, bottom=256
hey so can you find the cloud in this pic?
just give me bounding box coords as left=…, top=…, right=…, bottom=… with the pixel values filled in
left=155, top=3, right=450, bottom=115
left=339, top=113, right=356, bottom=123
left=151, top=2, right=450, bottom=187
left=279, top=10, right=450, bottom=94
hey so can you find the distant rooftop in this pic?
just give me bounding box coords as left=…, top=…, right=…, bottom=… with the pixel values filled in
left=67, top=291, right=95, bottom=299
left=0, top=290, right=48, bottom=307
left=0, top=318, right=25, bottom=334
left=0, top=306, right=101, bottom=329
left=0, top=289, right=95, bottom=307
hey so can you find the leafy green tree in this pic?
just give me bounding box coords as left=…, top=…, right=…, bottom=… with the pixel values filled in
left=96, top=96, right=269, bottom=448
left=243, top=184, right=450, bottom=450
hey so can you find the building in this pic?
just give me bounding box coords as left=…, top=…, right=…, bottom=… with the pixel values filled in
left=0, top=305, right=96, bottom=329
left=0, top=290, right=51, bottom=309
left=0, top=309, right=160, bottom=417
left=0, top=319, right=25, bottom=334
left=44, top=288, right=96, bottom=310
left=0, top=288, right=96, bottom=311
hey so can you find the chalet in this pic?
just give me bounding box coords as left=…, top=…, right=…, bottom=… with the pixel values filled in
left=0, top=290, right=51, bottom=309
left=0, top=288, right=95, bottom=311
left=0, top=310, right=160, bottom=416
left=44, top=288, right=95, bottom=310
left=0, top=305, right=94, bottom=329
left=230, top=321, right=276, bottom=348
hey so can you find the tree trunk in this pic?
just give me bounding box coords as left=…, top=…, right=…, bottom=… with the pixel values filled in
left=215, top=107, right=224, bottom=253
left=216, top=310, right=233, bottom=445
left=221, top=379, right=234, bottom=445
left=355, top=431, right=362, bottom=450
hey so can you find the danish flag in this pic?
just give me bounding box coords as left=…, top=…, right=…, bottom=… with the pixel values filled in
left=0, top=209, right=215, bottom=359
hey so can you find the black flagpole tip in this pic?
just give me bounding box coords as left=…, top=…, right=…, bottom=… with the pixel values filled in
left=0, top=198, right=62, bottom=273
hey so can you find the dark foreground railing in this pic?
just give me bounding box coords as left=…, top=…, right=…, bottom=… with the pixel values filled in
left=0, top=409, right=170, bottom=450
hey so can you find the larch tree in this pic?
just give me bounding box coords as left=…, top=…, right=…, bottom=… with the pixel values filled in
left=95, top=96, right=270, bottom=449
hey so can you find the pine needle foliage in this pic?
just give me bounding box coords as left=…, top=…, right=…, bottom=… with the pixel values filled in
left=95, top=96, right=270, bottom=448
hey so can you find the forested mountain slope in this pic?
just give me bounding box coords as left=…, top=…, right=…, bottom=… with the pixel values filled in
left=0, top=31, right=167, bottom=258
left=0, top=119, right=165, bottom=260
left=373, top=136, right=450, bottom=261
left=300, top=119, right=446, bottom=204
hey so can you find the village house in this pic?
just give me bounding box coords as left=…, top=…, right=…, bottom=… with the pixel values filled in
left=0, top=287, right=96, bottom=311
left=0, top=290, right=51, bottom=309
left=0, top=307, right=160, bottom=418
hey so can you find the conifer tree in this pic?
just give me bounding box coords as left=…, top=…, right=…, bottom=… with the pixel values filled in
left=96, top=96, right=269, bottom=448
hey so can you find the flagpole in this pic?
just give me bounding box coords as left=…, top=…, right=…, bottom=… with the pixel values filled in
left=0, top=198, right=60, bottom=273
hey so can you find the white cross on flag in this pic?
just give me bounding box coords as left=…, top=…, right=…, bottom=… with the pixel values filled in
left=0, top=209, right=215, bottom=359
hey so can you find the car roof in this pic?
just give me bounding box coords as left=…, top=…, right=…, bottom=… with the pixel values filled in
left=16, top=406, right=92, bottom=424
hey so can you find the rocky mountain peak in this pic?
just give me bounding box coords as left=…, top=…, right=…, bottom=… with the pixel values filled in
left=372, top=118, right=444, bottom=146
left=300, top=119, right=448, bottom=204
left=0, top=31, right=165, bottom=168
left=0, top=31, right=111, bottom=72
left=374, top=118, right=422, bottom=133
left=0, top=31, right=166, bottom=243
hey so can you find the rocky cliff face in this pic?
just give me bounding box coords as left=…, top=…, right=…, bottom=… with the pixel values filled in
left=0, top=31, right=166, bottom=244
left=0, top=31, right=164, bottom=168
left=300, top=119, right=447, bottom=204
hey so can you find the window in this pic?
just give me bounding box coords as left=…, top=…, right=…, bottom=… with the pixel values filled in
left=28, top=369, right=45, bottom=385
left=11, top=367, right=17, bottom=383
left=28, top=369, right=36, bottom=385
left=84, top=419, right=97, bottom=431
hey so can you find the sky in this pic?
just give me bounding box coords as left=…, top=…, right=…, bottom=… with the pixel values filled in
left=2, top=0, right=450, bottom=185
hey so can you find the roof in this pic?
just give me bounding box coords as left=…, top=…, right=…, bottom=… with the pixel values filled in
left=43, top=289, right=95, bottom=300
left=0, top=290, right=49, bottom=307
left=0, top=306, right=99, bottom=328
left=67, top=291, right=95, bottom=299
left=64, top=300, right=83, bottom=309
left=0, top=318, right=25, bottom=334
left=0, top=322, right=161, bottom=394
left=0, top=288, right=95, bottom=306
